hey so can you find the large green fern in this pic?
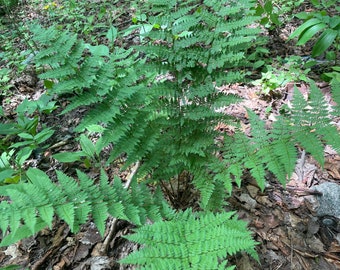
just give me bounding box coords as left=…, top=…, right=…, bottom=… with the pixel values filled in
left=27, top=0, right=340, bottom=218
left=29, top=0, right=264, bottom=210
left=3, top=0, right=339, bottom=269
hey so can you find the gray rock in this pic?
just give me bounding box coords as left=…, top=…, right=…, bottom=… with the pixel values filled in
left=314, top=182, right=340, bottom=219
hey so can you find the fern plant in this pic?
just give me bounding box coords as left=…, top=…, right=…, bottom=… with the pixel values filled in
left=2, top=0, right=340, bottom=269
left=29, top=0, right=264, bottom=210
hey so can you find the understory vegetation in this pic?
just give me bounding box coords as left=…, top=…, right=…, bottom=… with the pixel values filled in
left=0, top=0, right=339, bottom=269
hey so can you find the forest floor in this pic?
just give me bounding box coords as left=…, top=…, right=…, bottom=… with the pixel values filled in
left=0, top=1, right=340, bottom=269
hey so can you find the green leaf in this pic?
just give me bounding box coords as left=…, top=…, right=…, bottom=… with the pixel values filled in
left=270, top=13, right=280, bottom=26
left=3, top=175, right=20, bottom=184
left=86, top=124, right=105, bottom=133
left=295, top=12, right=313, bottom=20
left=289, top=18, right=323, bottom=40
left=79, top=134, right=96, bottom=158
left=18, top=132, right=34, bottom=140
left=139, top=24, right=154, bottom=36
left=26, top=167, right=52, bottom=184
left=10, top=140, right=33, bottom=148
left=34, top=128, right=54, bottom=144
left=106, top=26, right=118, bottom=43
left=43, top=80, right=54, bottom=89
left=253, top=60, right=265, bottom=69
left=329, top=16, right=340, bottom=29
left=296, top=22, right=326, bottom=45
left=0, top=169, right=15, bottom=182
left=312, top=28, right=338, bottom=57
left=0, top=151, right=13, bottom=168
left=16, top=147, right=33, bottom=165
left=0, top=123, right=18, bottom=135
left=264, top=1, right=273, bottom=13
left=21, top=207, right=37, bottom=233
left=53, top=151, right=84, bottom=162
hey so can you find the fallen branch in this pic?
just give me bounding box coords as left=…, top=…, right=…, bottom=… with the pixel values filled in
left=99, top=161, right=141, bottom=255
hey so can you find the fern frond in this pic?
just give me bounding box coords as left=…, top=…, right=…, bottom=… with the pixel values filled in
left=289, top=83, right=340, bottom=166
left=121, top=209, right=257, bottom=270
left=0, top=168, right=172, bottom=247
left=271, top=118, right=297, bottom=182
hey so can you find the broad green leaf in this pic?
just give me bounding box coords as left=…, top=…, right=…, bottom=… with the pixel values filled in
left=0, top=123, right=18, bottom=135
left=329, top=17, right=340, bottom=29
left=264, top=0, right=273, bottom=13
left=312, top=28, right=338, bottom=57
left=270, top=13, right=280, bottom=26
left=3, top=175, right=20, bottom=184
left=34, top=128, right=54, bottom=144
left=106, top=26, right=118, bottom=43
left=139, top=24, right=154, bottom=36
left=10, top=140, right=32, bottom=148
left=26, top=167, right=52, bottom=185
left=18, top=132, right=34, bottom=140
left=295, top=12, right=313, bottom=20
left=0, top=169, right=15, bottom=182
left=331, top=66, right=340, bottom=72
left=296, top=22, right=326, bottom=45
left=253, top=60, right=265, bottom=69
left=53, top=151, right=84, bottom=162
left=94, top=137, right=106, bottom=156
left=86, top=124, right=105, bottom=133
left=289, top=18, right=322, bottom=39
left=16, top=147, right=33, bottom=165
left=79, top=134, right=96, bottom=157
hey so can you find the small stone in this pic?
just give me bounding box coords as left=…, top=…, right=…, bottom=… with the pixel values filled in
left=246, top=185, right=259, bottom=198
left=314, top=183, right=340, bottom=219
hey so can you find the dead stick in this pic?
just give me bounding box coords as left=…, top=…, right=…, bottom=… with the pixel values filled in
left=99, top=161, right=140, bottom=255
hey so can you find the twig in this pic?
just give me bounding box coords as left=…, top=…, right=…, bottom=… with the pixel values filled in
left=297, top=149, right=306, bottom=182
left=99, top=161, right=140, bottom=255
